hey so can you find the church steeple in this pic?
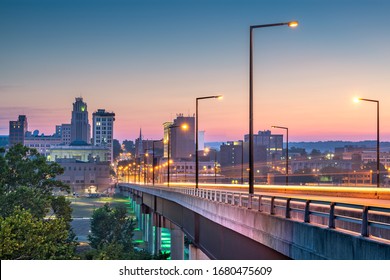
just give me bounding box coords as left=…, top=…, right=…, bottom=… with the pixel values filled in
left=136, top=128, right=143, bottom=157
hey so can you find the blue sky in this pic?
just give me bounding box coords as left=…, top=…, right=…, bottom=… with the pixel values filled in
left=1, top=0, right=390, bottom=142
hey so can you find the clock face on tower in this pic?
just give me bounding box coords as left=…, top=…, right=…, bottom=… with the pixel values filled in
left=81, top=106, right=85, bottom=112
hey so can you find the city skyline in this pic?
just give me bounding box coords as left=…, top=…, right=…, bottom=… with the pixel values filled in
left=1, top=0, right=390, bottom=142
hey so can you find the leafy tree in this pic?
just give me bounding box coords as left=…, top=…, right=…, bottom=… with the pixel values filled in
left=113, top=139, right=123, bottom=160
left=89, top=203, right=135, bottom=252
left=289, top=147, right=307, bottom=156
left=0, top=144, right=69, bottom=194
left=86, top=203, right=169, bottom=260
left=82, top=242, right=169, bottom=260
left=51, top=196, right=73, bottom=226
left=92, top=242, right=128, bottom=260
left=310, top=149, right=322, bottom=157
left=0, top=186, right=51, bottom=219
left=122, top=140, right=135, bottom=154
left=0, top=144, right=71, bottom=219
left=0, top=144, right=77, bottom=259
left=0, top=208, right=77, bottom=260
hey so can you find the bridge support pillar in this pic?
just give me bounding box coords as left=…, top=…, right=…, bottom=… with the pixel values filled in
left=147, top=212, right=153, bottom=253
left=141, top=205, right=151, bottom=242
left=154, top=213, right=162, bottom=255
left=189, top=244, right=210, bottom=260
left=142, top=212, right=148, bottom=242
left=135, top=203, right=141, bottom=226
left=131, top=198, right=136, bottom=212
left=170, top=224, right=184, bottom=260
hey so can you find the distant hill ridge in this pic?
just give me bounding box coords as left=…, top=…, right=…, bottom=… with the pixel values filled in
left=205, top=141, right=390, bottom=153
left=288, top=141, right=390, bottom=153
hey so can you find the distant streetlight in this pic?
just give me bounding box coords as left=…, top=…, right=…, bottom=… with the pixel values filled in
left=271, top=126, right=289, bottom=185
left=213, top=150, right=217, bottom=184
left=248, top=21, right=298, bottom=194
left=143, top=150, right=149, bottom=184
left=152, top=139, right=163, bottom=186
left=196, top=95, right=223, bottom=189
left=237, top=140, right=245, bottom=184
left=167, top=124, right=188, bottom=187
left=354, top=97, right=380, bottom=188
left=132, top=162, right=136, bottom=183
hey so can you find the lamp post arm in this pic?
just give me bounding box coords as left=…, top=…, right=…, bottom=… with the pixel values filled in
left=359, top=98, right=379, bottom=103
left=251, top=22, right=292, bottom=29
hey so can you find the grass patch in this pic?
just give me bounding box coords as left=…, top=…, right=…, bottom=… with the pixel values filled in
left=69, top=195, right=131, bottom=218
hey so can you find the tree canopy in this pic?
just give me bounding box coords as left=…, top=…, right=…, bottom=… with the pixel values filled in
left=0, top=144, right=77, bottom=259
left=0, top=208, right=76, bottom=259
left=85, top=202, right=169, bottom=260
left=88, top=203, right=135, bottom=256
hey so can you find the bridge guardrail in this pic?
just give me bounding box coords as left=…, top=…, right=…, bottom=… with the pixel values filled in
left=179, top=187, right=390, bottom=241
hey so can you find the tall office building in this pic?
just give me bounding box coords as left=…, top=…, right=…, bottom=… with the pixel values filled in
left=9, top=115, right=28, bottom=146
left=165, top=114, right=195, bottom=160
left=55, top=125, right=62, bottom=137
left=71, top=97, right=90, bottom=144
left=92, top=109, right=115, bottom=162
left=60, top=124, right=71, bottom=145
left=245, top=130, right=283, bottom=163
left=220, top=141, right=245, bottom=180
left=220, top=141, right=245, bottom=168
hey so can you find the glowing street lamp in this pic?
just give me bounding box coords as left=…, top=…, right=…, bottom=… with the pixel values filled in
left=143, top=150, right=149, bottom=184
left=248, top=21, right=298, bottom=194
left=196, top=95, right=223, bottom=189
left=271, top=125, right=289, bottom=185
left=152, top=139, right=163, bottom=186
left=354, top=97, right=380, bottom=188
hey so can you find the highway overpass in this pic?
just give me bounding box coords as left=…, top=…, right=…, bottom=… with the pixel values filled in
left=119, top=183, right=390, bottom=259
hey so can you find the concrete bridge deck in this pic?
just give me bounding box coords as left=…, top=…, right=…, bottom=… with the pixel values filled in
left=120, top=183, right=390, bottom=259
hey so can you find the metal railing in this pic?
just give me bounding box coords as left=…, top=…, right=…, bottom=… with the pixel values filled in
left=123, top=185, right=390, bottom=242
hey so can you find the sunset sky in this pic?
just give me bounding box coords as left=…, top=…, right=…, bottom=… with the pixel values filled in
left=1, top=0, right=390, bottom=142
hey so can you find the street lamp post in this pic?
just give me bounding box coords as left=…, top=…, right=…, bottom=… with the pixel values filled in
left=196, top=95, right=223, bottom=189
left=143, top=150, right=148, bottom=184
left=152, top=139, right=162, bottom=186
left=271, top=125, right=289, bottom=185
left=137, top=164, right=140, bottom=184
left=240, top=140, right=244, bottom=184
left=132, top=162, right=136, bottom=183
left=167, top=133, right=171, bottom=187
left=214, top=151, right=217, bottom=184
left=354, top=97, right=380, bottom=188
left=248, top=21, right=298, bottom=194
